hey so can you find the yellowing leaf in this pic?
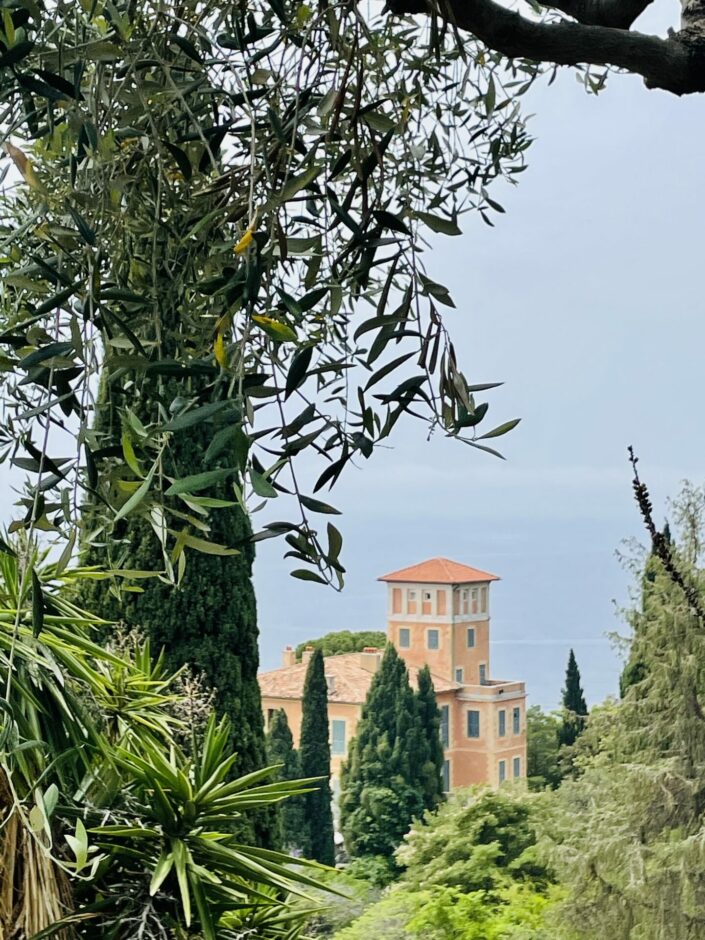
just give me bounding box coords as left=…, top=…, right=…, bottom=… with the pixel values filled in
left=234, top=228, right=254, bottom=254
left=4, top=142, right=47, bottom=194
left=252, top=315, right=297, bottom=343
left=29, top=804, right=45, bottom=834
left=3, top=10, right=15, bottom=45
left=296, top=4, right=312, bottom=26
left=214, top=331, right=227, bottom=368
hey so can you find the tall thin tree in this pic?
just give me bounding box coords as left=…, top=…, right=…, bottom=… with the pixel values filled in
left=299, top=650, right=335, bottom=864
left=265, top=709, right=307, bottom=852
left=80, top=375, right=271, bottom=843
left=559, top=649, right=588, bottom=748
left=414, top=666, right=444, bottom=813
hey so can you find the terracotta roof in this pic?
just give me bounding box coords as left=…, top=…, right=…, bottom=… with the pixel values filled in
left=378, top=557, right=500, bottom=585
left=258, top=652, right=459, bottom=704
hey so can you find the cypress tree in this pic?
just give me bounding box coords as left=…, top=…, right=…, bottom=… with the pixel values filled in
left=414, top=666, right=444, bottom=813
left=79, top=370, right=271, bottom=843
left=265, top=709, right=307, bottom=852
left=299, top=649, right=335, bottom=864
left=340, top=645, right=426, bottom=863
left=559, top=649, right=588, bottom=748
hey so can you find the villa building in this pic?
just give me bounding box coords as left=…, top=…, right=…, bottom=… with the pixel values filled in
left=258, top=557, right=527, bottom=790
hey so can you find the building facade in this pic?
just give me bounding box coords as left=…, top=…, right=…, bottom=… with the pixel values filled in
left=258, top=557, right=527, bottom=790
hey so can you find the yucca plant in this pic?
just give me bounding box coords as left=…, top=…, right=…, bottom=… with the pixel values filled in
left=83, top=714, right=326, bottom=939
left=0, top=544, right=179, bottom=937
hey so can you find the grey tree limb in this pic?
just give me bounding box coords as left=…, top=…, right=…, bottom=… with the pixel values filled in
left=537, top=0, right=655, bottom=29
left=385, top=0, right=705, bottom=95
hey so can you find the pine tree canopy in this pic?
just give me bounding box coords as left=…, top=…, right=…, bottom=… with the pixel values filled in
left=299, top=649, right=335, bottom=865
left=620, top=521, right=672, bottom=698
left=549, top=484, right=705, bottom=938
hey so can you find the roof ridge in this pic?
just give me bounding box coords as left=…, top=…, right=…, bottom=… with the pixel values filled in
left=378, top=557, right=500, bottom=584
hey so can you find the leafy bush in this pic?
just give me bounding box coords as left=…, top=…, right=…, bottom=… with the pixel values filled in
left=295, top=632, right=387, bottom=660
left=0, top=545, right=328, bottom=939
left=395, top=787, right=551, bottom=895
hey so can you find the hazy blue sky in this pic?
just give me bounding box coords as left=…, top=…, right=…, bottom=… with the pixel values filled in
left=255, top=39, right=705, bottom=709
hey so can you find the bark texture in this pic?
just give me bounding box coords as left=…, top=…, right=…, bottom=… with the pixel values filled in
left=386, top=0, right=705, bottom=95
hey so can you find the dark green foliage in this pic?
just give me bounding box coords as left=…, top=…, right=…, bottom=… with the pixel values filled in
left=415, top=666, right=444, bottom=813
left=80, top=377, right=271, bottom=843
left=295, top=630, right=387, bottom=660
left=526, top=705, right=562, bottom=790
left=266, top=709, right=308, bottom=852
left=299, top=649, right=335, bottom=864
left=340, top=646, right=433, bottom=863
left=558, top=649, right=588, bottom=748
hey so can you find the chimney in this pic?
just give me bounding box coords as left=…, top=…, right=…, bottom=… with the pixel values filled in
left=326, top=674, right=336, bottom=695
left=282, top=645, right=296, bottom=668
left=301, top=645, right=315, bottom=666
left=359, top=647, right=382, bottom=673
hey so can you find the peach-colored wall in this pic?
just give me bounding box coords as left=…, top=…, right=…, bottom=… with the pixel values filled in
left=393, top=620, right=454, bottom=678
left=445, top=693, right=527, bottom=788
left=451, top=618, right=490, bottom=684
left=261, top=696, right=362, bottom=778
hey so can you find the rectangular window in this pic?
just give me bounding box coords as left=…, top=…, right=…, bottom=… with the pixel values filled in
left=472, top=588, right=479, bottom=614
left=427, top=629, right=439, bottom=650
left=498, top=760, right=506, bottom=784
left=422, top=591, right=432, bottom=616
left=453, top=590, right=460, bottom=615
left=440, top=705, right=450, bottom=747
left=399, top=627, right=410, bottom=649
left=479, top=664, right=487, bottom=685
left=498, top=709, right=506, bottom=737
left=442, top=759, right=450, bottom=793
left=407, top=590, right=417, bottom=615
left=455, top=667, right=464, bottom=683
left=331, top=719, right=346, bottom=756
left=480, top=586, right=488, bottom=612
left=467, top=710, right=480, bottom=738
left=392, top=588, right=402, bottom=614
left=467, top=627, right=475, bottom=648
left=462, top=588, right=469, bottom=615
left=513, top=756, right=521, bottom=778
left=437, top=590, right=447, bottom=616
left=267, top=708, right=276, bottom=726
left=513, top=707, right=521, bottom=734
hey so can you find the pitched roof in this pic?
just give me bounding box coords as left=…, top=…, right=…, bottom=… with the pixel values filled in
left=258, top=652, right=459, bottom=704
left=378, top=557, right=500, bottom=585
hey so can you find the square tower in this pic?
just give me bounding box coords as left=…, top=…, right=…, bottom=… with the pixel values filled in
left=378, top=556, right=500, bottom=686
left=379, top=557, right=527, bottom=790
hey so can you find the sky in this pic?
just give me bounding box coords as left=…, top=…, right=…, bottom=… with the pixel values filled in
left=254, top=15, right=705, bottom=709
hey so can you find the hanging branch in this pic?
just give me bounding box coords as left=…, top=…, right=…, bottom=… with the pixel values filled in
left=628, top=445, right=705, bottom=627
